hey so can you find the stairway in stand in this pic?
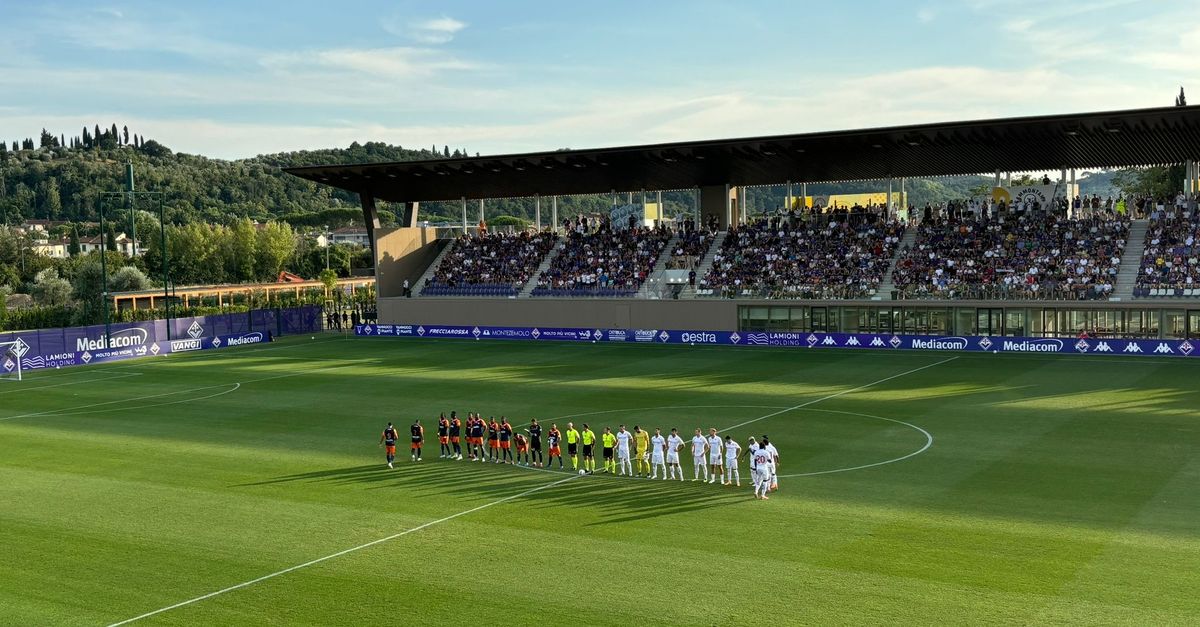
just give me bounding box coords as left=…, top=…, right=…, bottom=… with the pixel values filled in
left=414, top=238, right=457, bottom=295
left=518, top=237, right=564, bottom=297
left=872, top=227, right=917, bottom=300
left=679, top=231, right=727, bottom=299
left=636, top=233, right=681, bottom=298
left=1109, top=219, right=1149, bottom=301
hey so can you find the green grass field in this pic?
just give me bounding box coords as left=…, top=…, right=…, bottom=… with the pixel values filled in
left=2, top=335, right=1198, bottom=625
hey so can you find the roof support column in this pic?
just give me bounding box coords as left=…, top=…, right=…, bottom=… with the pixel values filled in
left=535, top=195, right=541, bottom=231
left=552, top=196, right=558, bottom=233
left=994, top=170, right=1001, bottom=188
left=887, top=178, right=894, bottom=219
left=786, top=180, right=792, bottom=213
left=401, top=201, right=419, bottom=228
left=1070, top=169, right=1077, bottom=218
left=479, top=199, right=485, bottom=228
left=359, top=192, right=381, bottom=262
left=725, top=184, right=732, bottom=227
left=461, top=197, right=468, bottom=233
left=801, top=183, right=807, bottom=208
left=901, top=177, right=907, bottom=218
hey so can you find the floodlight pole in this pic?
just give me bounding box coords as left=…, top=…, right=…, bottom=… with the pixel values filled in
left=104, top=190, right=169, bottom=339
left=97, top=196, right=111, bottom=344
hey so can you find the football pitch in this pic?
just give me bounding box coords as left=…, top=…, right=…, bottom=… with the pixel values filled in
left=2, top=335, right=1198, bottom=626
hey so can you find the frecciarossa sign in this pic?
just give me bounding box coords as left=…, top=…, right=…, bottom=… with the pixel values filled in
left=353, top=325, right=1198, bottom=358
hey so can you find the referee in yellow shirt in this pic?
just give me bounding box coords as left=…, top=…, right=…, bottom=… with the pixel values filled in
left=600, top=427, right=617, bottom=474
left=633, top=425, right=651, bottom=477
left=581, top=423, right=597, bottom=474
left=565, top=422, right=581, bottom=471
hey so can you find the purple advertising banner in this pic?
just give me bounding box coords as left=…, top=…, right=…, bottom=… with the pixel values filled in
left=353, top=323, right=1198, bottom=358
left=0, top=306, right=321, bottom=373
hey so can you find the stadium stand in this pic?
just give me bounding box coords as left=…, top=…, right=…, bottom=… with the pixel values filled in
left=421, top=231, right=557, bottom=297
left=890, top=213, right=1129, bottom=300
left=665, top=223, right=719, bottom=271
left=1135, top=215, right=1200, bottom=297
left=697, top=212, right=905, bottom=299
left=531, top=223, right=672, bottom=297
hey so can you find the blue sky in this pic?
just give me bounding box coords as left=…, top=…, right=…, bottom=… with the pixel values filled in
left=2, top=0, right=1197, bottom=159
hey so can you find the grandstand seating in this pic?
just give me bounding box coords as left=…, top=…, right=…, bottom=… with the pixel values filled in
left=890, top=214, right=1129, bottom=300
left=531, top=225, right=672, bottom=297
left=665, top=227, right=718, bottom=270
left=422, top=231, right=557, bottom=297
left=697, top=215, right=904, bottom=299
left=1134, top=216, right=1200, bottom=297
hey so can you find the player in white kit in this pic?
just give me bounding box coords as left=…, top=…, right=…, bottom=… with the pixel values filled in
left=649, top=428, right=667, bottom=479
left=706, top=428, right=723, bottom=484
left=690, top=429, right=709, bottom=482
left=666, top=428, right=685, bottom=481
left=615, top=425, right=633, bottom=476
left=752, top=444, right=775, bottom=500
left=761, top=435, right=780, bottom=491
left=742, top=436, right=760, bottom=493
left=722, top=435, right=741, bottom=486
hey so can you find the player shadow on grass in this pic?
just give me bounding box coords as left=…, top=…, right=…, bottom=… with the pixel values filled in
left=236, top=461, right=749, bottom=524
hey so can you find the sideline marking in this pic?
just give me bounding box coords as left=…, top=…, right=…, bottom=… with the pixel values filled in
left=0, top=360, right=368, bottom=422
left=0, top=371, right=143, bottom=395
left=106, top=474, right=580, bottom=626
left=0, top=384, right=242, bottom=422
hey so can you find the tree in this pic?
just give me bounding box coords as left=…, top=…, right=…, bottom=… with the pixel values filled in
left=38, top=179, right=62, bottom=219
left=226, top=219, right=257, bottom=282
left=31, top=268, right=73, bottom=306
left=254, top=221, right=296, bottom=281
left=443, top=145, right=450, bottom=157
left=111, top=123, right=119, bottom=142
left=68, top=225, right=81, bottom=257
left=318, top=268, right=338, bottom=296
left=122, top=125, right=129, bottom=145
left=39, top=128, right=54, bottom=148
left=94, top=124, right=102, bottom=146
left=105, top=222, right=118, bottom=252
left=109, top=265, right=150, bottom=292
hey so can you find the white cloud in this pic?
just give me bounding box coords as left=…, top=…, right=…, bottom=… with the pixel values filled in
left=383, top=15, right=467, bottom=44
left=261, top=46, right=477, bottom=79
left=917, top=7, right=937, bottom=23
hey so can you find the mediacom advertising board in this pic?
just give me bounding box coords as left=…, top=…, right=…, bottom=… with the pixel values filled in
left=353, top=324, right=1198, bottom=358
left=2, top=331, right=271, bottom=374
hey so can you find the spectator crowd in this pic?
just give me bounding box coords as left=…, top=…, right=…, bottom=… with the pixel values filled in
left=422, top=231, right=557, bottom=296
left=698, top=212, right=905, bottom=299
left=532, top=220, right=672, bottom=296
left=1136, top=215, right=1200, bottom=295
left=891, top=213, right=1129, bottom=300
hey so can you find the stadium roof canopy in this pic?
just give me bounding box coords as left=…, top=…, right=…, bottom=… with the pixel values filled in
left=286, top=105, right=1200, bottom=203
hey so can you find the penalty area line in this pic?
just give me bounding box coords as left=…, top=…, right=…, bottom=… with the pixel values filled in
left=105, top=473, right=580, bottom=626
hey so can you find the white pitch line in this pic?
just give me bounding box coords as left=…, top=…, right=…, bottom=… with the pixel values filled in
left=0, top=371, right=143, bottom=395
left=0, top=360, right=368, bottom=422
left=106, top=474, right=580, bottom=627
left=0, top=383, right=242, bottom=422
left=717, top=356, right=959, bottom=433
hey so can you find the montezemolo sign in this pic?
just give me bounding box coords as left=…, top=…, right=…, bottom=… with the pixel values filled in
left=76, top=328, right=148, bottom=352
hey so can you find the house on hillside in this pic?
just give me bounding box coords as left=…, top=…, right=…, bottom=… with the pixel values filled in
left=31, top=239, right=69, bottom=259
left=329, top=227, right=369, bottom=247
left=79, top=233, right=142, bottom=257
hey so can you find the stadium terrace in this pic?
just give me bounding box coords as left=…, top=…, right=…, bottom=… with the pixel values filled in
left=288, top=105, right=1200, bottom=343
